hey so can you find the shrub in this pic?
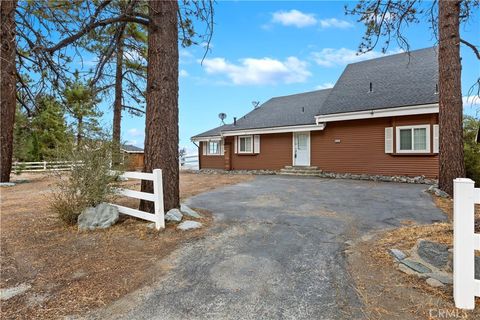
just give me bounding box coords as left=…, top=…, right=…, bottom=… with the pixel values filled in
left=50, top=140, right=123, bottom=224
left=464, top=116, right=480, bottom=187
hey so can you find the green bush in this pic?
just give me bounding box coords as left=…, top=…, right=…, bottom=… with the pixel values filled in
left=464, top=116, right=480, bottom=187
left=50, top=140, right=123, bottom=224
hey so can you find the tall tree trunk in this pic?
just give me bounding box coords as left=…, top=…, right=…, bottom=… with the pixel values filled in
left=112, top=33, right=124, bottom=167
left=77, top=116, right=83, bottom=150
left=140, top=1, right=179, bottom=212
left=0, top=1, right=17, bottom=182
left=438, top=0, right=465, bottom=195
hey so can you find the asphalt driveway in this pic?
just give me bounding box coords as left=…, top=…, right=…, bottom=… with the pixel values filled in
left=94, top=175, right=445, bottom=320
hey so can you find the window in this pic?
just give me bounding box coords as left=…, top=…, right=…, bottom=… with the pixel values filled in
left=239, top=135, right=253, bottom=153
left=208, top=141, right=220, bottom=155
left=396, top=125, right=430, bottom=153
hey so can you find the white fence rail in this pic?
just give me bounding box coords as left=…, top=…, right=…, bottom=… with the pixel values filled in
left=12, top=161, right=81, bottom=172
left=454, top=178, right=480, bottom=309
left=180, top=154, right=199, bottom=170
left=109, top=169, right=165, bottom=230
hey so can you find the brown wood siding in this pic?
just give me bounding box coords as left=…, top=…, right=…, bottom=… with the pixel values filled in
left=123, top=153, right=144, bottom=171
left=198, top=114, right=438, bottom=177
left=199, top=141, right=225, bottom=169
left=310, top=114, right=439, bottom=178
left=230, top=133, right=292, bottom=170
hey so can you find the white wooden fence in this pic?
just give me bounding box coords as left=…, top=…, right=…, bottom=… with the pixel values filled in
left=180, top=154, right=199, bottom=170
left=454, top=178, right=480, bottom=309
left=12, top=161, right=80, bottom=172
left=110, top=169, right=165, bottom=230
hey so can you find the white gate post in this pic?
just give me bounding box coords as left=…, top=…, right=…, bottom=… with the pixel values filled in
left=152, top=169, right=165, bottom=230
left=454, top=178, right=476, bottom=309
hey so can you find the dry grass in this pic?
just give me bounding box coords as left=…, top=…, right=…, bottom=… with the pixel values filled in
left=349, top=193, right=480, bottom=319
left=0, top=172, right=252, bottom=319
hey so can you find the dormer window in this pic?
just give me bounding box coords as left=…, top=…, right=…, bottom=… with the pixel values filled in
left=369, top=82, right=373, bottom=93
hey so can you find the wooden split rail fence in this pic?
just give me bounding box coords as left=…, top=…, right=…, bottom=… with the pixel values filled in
left=12, top=161, right=81, bottom=172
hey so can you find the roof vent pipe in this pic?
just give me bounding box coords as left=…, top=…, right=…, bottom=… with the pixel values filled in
left=233, top=117, right=237, bottom=126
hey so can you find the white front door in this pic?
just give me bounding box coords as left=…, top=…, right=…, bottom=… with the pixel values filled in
left=293, top=132, right=310, bottom=166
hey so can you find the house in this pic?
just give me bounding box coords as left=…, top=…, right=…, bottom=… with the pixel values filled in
left=191, top=47, right=440, bottom=178
left=121, top=144, right=144, bottom=170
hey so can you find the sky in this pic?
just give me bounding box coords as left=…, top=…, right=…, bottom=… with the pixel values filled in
left=100, top=1, right=480, bottom=153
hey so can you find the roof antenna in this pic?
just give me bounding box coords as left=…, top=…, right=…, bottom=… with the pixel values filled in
left=252, top=101, right=260, bottom=109
left=218, top=112, right=227, bottom=125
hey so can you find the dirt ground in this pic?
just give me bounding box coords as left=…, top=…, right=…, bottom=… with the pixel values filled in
left=348, top=195, right=480, bottom=319
left=0, top=172, right=252, bottom=319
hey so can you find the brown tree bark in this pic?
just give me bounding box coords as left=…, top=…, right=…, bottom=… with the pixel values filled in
left=0, top=1, right=17, bottom=182
left=76, top=116, right=83, bottom=150
left=438, top=0, right=465, bottom=196
left=140, top=1, right=179, bottom=212
left=112, top=33, right=124, bottom=167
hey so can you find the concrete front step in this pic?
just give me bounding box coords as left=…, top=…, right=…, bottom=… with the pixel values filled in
left=279, top=166, right=323, bottom=176
left=278, top=171, right=323, bottom=176
left=283, top=166, right=318, bottom=170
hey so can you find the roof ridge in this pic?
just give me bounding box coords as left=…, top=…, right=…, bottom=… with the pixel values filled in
left=270, top=88, right=333, bottom=100
left=346, top=46, right=437, bottom=67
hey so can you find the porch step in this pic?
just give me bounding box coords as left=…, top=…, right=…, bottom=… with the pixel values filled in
left=278, top=166, right=323, bottom=176
left=283, top=166, right=318, bottom=170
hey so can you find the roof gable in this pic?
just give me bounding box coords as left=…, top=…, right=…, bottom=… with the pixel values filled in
left=317, top=47, right=439, bottom=116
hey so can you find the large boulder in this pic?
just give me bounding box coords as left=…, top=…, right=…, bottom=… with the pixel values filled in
left=165, top=209, right=183, bottom=223
left=180, top=204, right=201, bottom=218
left=78, top=203, right=119, bottom=231
left=177, top=220, right=202, bottom=231
left=416, top=240, right=449, bottom=269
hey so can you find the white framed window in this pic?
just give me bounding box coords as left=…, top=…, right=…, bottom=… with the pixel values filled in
left=202, top=139, right=223, bottom=156
left=396, top=125, right=430, bottom=153
left=238, top=135, right=253, bottom=153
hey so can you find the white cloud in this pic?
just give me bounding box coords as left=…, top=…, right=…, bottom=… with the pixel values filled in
left=180, top=49, right=194, bottom=64
left=127, top=128, right=144, bottom=137
left=315, top=82, right=335, bottom=90
left=312, top=47, right=403, bottom=67
left=179, top=69, right=189, bottom=77
left=271, top=10, right=317, bottom=28
left=318, top=18, right=353, bottom=29
left=201, top=56, right=311, bottom=85
left=269, top=10, right=353, bottom=30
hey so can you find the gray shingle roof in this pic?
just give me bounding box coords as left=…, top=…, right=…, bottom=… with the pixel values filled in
left=192, top=89, right=331, bottom=138
left=121, top=144, right=144, bottom=153
left=318, top=47, right=438, bottom=116
left=192, top=47, right=439, bottom=139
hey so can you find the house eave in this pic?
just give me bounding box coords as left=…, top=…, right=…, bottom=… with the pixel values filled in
left=191, top=124, right=326, bottom=142
left=191, top=135, right=222, bottom=142
left=315, top=103, right=439, bottom=124
left=221, top=123, right=326, bottom=137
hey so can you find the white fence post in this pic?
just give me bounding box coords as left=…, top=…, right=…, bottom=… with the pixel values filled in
left=454, top=178, right=476, bottom=309
left=152, top=169, right=165, bottom=230
left=43, top=161, right=47, bottom=171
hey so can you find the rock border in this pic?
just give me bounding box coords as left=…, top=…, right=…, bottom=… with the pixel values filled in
left=193, top=169, right=437, bottom=185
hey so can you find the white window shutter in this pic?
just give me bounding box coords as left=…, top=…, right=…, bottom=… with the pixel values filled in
left=220, top=139, right=224, bottom=155
left=385, top=127, right=393, bottom=153
left=254, top=135, right=260, bottom=154
left=433, top=124, right=439, bottom=153
left=234, top=136, right=238, bottom=154
left=202, top=142, right=207, bottom=155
